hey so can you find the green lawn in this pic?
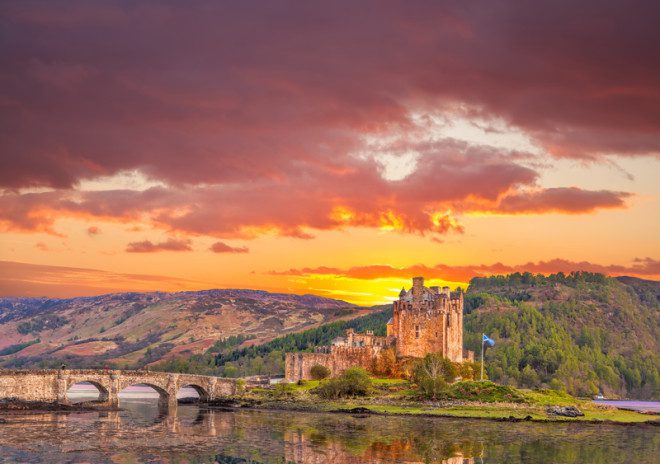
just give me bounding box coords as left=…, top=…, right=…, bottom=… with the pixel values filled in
left=523, top=388, right=577, bottom=406
left=328, top=401, right=655, bottom=423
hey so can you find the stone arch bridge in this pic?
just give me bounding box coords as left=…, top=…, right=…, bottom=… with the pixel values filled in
left=0, top=369, right=237, bottom=410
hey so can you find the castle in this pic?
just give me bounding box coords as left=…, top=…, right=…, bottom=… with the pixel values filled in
left=285, top=277, right=474, bottom=381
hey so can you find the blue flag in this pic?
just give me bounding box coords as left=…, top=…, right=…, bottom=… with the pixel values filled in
left=482, top=334, right=495, bottom=346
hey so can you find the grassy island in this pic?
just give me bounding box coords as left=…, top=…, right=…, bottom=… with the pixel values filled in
left=220, top=372, right=657, bottom=424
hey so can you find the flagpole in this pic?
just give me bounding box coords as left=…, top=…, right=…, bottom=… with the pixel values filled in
left=480, top=334, right=485, bottom=381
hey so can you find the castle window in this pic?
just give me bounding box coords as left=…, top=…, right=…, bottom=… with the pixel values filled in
left=447, top=314, right=451, bottom=327
left=415, top=325, right=420, bottom=339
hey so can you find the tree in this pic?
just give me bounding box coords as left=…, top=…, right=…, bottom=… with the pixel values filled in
left=520, top=365, right=540, bottom=387
left=413, top=353, right=457, bottom=399
left=223, top=364, right=238, bottom=378
left=372, top=348, right=400, bottom=378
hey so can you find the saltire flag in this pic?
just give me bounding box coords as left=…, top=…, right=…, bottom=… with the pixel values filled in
left=482, top=334, right=495, bottom=346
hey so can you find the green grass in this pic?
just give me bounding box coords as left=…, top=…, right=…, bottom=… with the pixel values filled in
left=447, top=380, right=528, bottom=403
left=578, top=403, right=656, bottom=423
left=291, top=380, right=321, bottom=391
left=523, top=388, right=577, bottom=406
left=371, top=378, right=409, bottom=386
left=326, top=401, right=656, bottom=423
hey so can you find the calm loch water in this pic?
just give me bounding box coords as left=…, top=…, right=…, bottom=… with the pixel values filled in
left=0, top=396, right=658, bottom=463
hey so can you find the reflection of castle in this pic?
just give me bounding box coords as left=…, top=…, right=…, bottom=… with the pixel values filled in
left=285, top=430, right=475, bottom=464
left=286, top=277, right=474, bottom=381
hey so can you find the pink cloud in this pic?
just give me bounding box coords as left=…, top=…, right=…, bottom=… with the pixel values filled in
left=34, top=241, right=49, bottom=252
left=483, top=188, right=632, bottom=214
left=271, top=257, right=660, bottom=282
left=125, top=238, right=192, bottom=253
left=209, top=241, right=249, bottom=254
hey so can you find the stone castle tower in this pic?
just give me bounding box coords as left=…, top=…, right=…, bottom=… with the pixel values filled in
left=387, top=276, right=465, bottom=362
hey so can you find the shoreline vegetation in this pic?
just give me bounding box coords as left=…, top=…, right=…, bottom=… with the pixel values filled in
left=210, top=377, right=659, bottom=425
left=3, top=377, right=657, bottom=425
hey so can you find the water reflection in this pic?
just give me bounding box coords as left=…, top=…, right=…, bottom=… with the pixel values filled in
left=0, top=398, right=657, bottom=463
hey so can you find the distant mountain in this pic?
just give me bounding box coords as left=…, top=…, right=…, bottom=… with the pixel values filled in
left=0, top=289, right=364, bottom=369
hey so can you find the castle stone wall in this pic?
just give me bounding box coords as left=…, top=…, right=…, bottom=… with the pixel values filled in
left=285, top=346, right=381, bottom=381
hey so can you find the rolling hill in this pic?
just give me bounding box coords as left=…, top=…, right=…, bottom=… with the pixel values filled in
left=0, top=289, right=364, bottom=369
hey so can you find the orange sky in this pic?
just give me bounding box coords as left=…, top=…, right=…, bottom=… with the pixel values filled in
left=1, top=2, right=659, bottom=305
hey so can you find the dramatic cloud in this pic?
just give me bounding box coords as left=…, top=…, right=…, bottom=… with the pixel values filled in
left=209, top=241, right=249, bottom=254
left=272, top=258, right=660, bottom=282
left=125, top=238, right=192, bottom=253
left=0, top=145, right=632, bottom=239
left=1, top=1, right=658, bottom=189
left=0, top=1, right=654, bottom=240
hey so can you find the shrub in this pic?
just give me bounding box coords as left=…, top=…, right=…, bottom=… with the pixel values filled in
left=315, top=367, right=372, bottom=399
left=549, top=378, right=565, bottom=391
left=413, top=353, right=457, bottom=399
left=310, top=364, right=331, bottom=380
left=455, top=361, right=479, bottom=381
left=273, top=381, right=297, bottom=398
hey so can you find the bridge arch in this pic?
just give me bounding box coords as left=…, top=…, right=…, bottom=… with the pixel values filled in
left=118, top=382, right=171, bottom=407
left=178, top=384, right=210, bottom=401
left=66, top=380, right=109, bottom=403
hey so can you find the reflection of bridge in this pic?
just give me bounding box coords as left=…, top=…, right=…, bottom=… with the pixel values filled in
left=0, top=369, right=237, bottom=410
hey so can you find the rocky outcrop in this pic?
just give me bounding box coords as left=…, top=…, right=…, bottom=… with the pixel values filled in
left=546, top=405, right=584, bottom=417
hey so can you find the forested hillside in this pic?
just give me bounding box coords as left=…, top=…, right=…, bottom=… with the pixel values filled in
left=464, top=273, right=659, bottom=399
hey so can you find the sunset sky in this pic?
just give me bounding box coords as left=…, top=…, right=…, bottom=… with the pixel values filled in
left=1, top=1, right=659, bottom=305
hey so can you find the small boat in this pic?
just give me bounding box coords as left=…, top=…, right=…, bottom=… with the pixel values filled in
left=594, top=393, right=605, bottom=400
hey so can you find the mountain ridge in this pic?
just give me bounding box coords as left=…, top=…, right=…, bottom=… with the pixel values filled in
left=0, top=288, right=364, bottom=369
